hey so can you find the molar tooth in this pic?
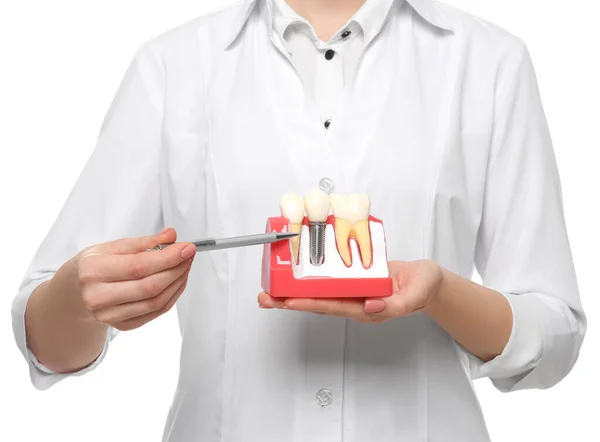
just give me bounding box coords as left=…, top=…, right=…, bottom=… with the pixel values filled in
left=330, top=194, right=372, bottom=267
left=279, top=192, right=305, bottom=263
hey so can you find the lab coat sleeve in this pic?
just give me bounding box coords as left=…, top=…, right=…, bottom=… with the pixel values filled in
left=11, top=42, right=165, bottom=390
left=469, top=40, right=586, bottom=392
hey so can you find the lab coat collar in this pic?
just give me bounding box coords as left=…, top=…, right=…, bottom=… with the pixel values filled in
left=269, top=0, right=397, bottom=49
left=353, top=0, right=399, bottom=48
left=224, top=0, right=454, bottom=49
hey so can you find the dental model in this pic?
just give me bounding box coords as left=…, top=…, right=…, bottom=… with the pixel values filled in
left=263, top=190, right=393, bottom=298
left=304, top=189, right=330, bottom=266
left=330, top=193, right=372, bottom=268
left=279, top=192, right=305, bottom=263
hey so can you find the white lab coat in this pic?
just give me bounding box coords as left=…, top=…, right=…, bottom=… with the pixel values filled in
left=12, top=0, right=585, bottom=441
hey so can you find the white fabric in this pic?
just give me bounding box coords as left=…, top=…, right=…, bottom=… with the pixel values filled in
left=270, top=0, right=395, bottom=123
left=12, top=0, right=586, bottom=441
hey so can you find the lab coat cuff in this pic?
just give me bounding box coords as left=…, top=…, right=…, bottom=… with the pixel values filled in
left=11, top=275, right=117, bottom=390
left=467, top=291, right=544, bottom=392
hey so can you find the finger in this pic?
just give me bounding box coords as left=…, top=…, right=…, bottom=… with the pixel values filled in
left=112, top=273, right=189, bottom=331
left=364, top=299, right=387, bottom=314
left=93, top=268, right=189, bottom=325
left=366, top=291, right=417, bottom=318
left=83, top=258, right=192, bottom=310
left=257, top=292, right=284, bottom=309
left=94, top=228, right=178, bottom=255
left=78, top=240, right=196, bottom=283
left=284, top=298, right=365, bottom=317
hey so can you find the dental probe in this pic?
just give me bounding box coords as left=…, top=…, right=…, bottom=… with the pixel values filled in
left=149, top=232, right=298, bottom=253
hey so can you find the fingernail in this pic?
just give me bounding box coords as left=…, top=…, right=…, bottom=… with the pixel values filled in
left=181, top=244, right=196, bottom=259
left=365, top=299, right=386, bottom=313
left=160, top=227, right=172, bottom=234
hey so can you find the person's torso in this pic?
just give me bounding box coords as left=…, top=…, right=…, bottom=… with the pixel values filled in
left=152, top=1, right=512, bottom=440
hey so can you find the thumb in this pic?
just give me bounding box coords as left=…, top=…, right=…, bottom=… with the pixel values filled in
left=100, top=227, right=178, bottom=255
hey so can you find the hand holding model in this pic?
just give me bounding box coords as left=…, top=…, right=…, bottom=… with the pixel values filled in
left=259, top=259, right=443, bottom=323
left=259, top=189, right=443, bottom=322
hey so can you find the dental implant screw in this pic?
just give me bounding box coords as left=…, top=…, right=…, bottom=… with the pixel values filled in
left=305, top=189, right=331, bottom=266
left=309, top=221, right=327, bottom=266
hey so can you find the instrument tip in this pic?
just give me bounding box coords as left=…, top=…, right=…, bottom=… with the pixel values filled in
left=277, top=232, right=299, bottom=239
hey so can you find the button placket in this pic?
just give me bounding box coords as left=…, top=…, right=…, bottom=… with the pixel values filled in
left=315, top=45, right=342, bottom=136
left=304, top=315, right=345, bottom=441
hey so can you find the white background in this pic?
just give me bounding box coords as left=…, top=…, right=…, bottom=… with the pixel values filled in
left=0, top=1, right=598, bottom=440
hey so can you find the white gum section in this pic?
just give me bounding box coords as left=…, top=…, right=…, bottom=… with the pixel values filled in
left=292, top=221, right=389, bottom=278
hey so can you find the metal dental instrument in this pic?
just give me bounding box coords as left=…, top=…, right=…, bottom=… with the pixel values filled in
left=149, top=232, right=298, bottom=253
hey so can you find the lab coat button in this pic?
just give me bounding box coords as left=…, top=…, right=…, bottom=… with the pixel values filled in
left=324, top=119, right=331, bottom=129
left=325, top=49, right=335, bottom=60
left=319, top=177, right=335, bottom=194
left=316, top=388, right=333, bottom=406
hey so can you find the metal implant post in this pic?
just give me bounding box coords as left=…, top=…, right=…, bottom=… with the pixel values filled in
left=304, top=188, right=331, bottom=267
left=309, top=221, right=327, bottom=266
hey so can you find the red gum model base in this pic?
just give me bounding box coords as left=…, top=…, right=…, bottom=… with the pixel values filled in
left=261, top=216, right=393, bottom=298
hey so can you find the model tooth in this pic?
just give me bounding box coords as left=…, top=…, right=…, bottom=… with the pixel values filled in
left=279, top=192, right=305, bottom=263
left=304, top=189, right=330, bottom=222
left=330, top=193, right=372, bottom=267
